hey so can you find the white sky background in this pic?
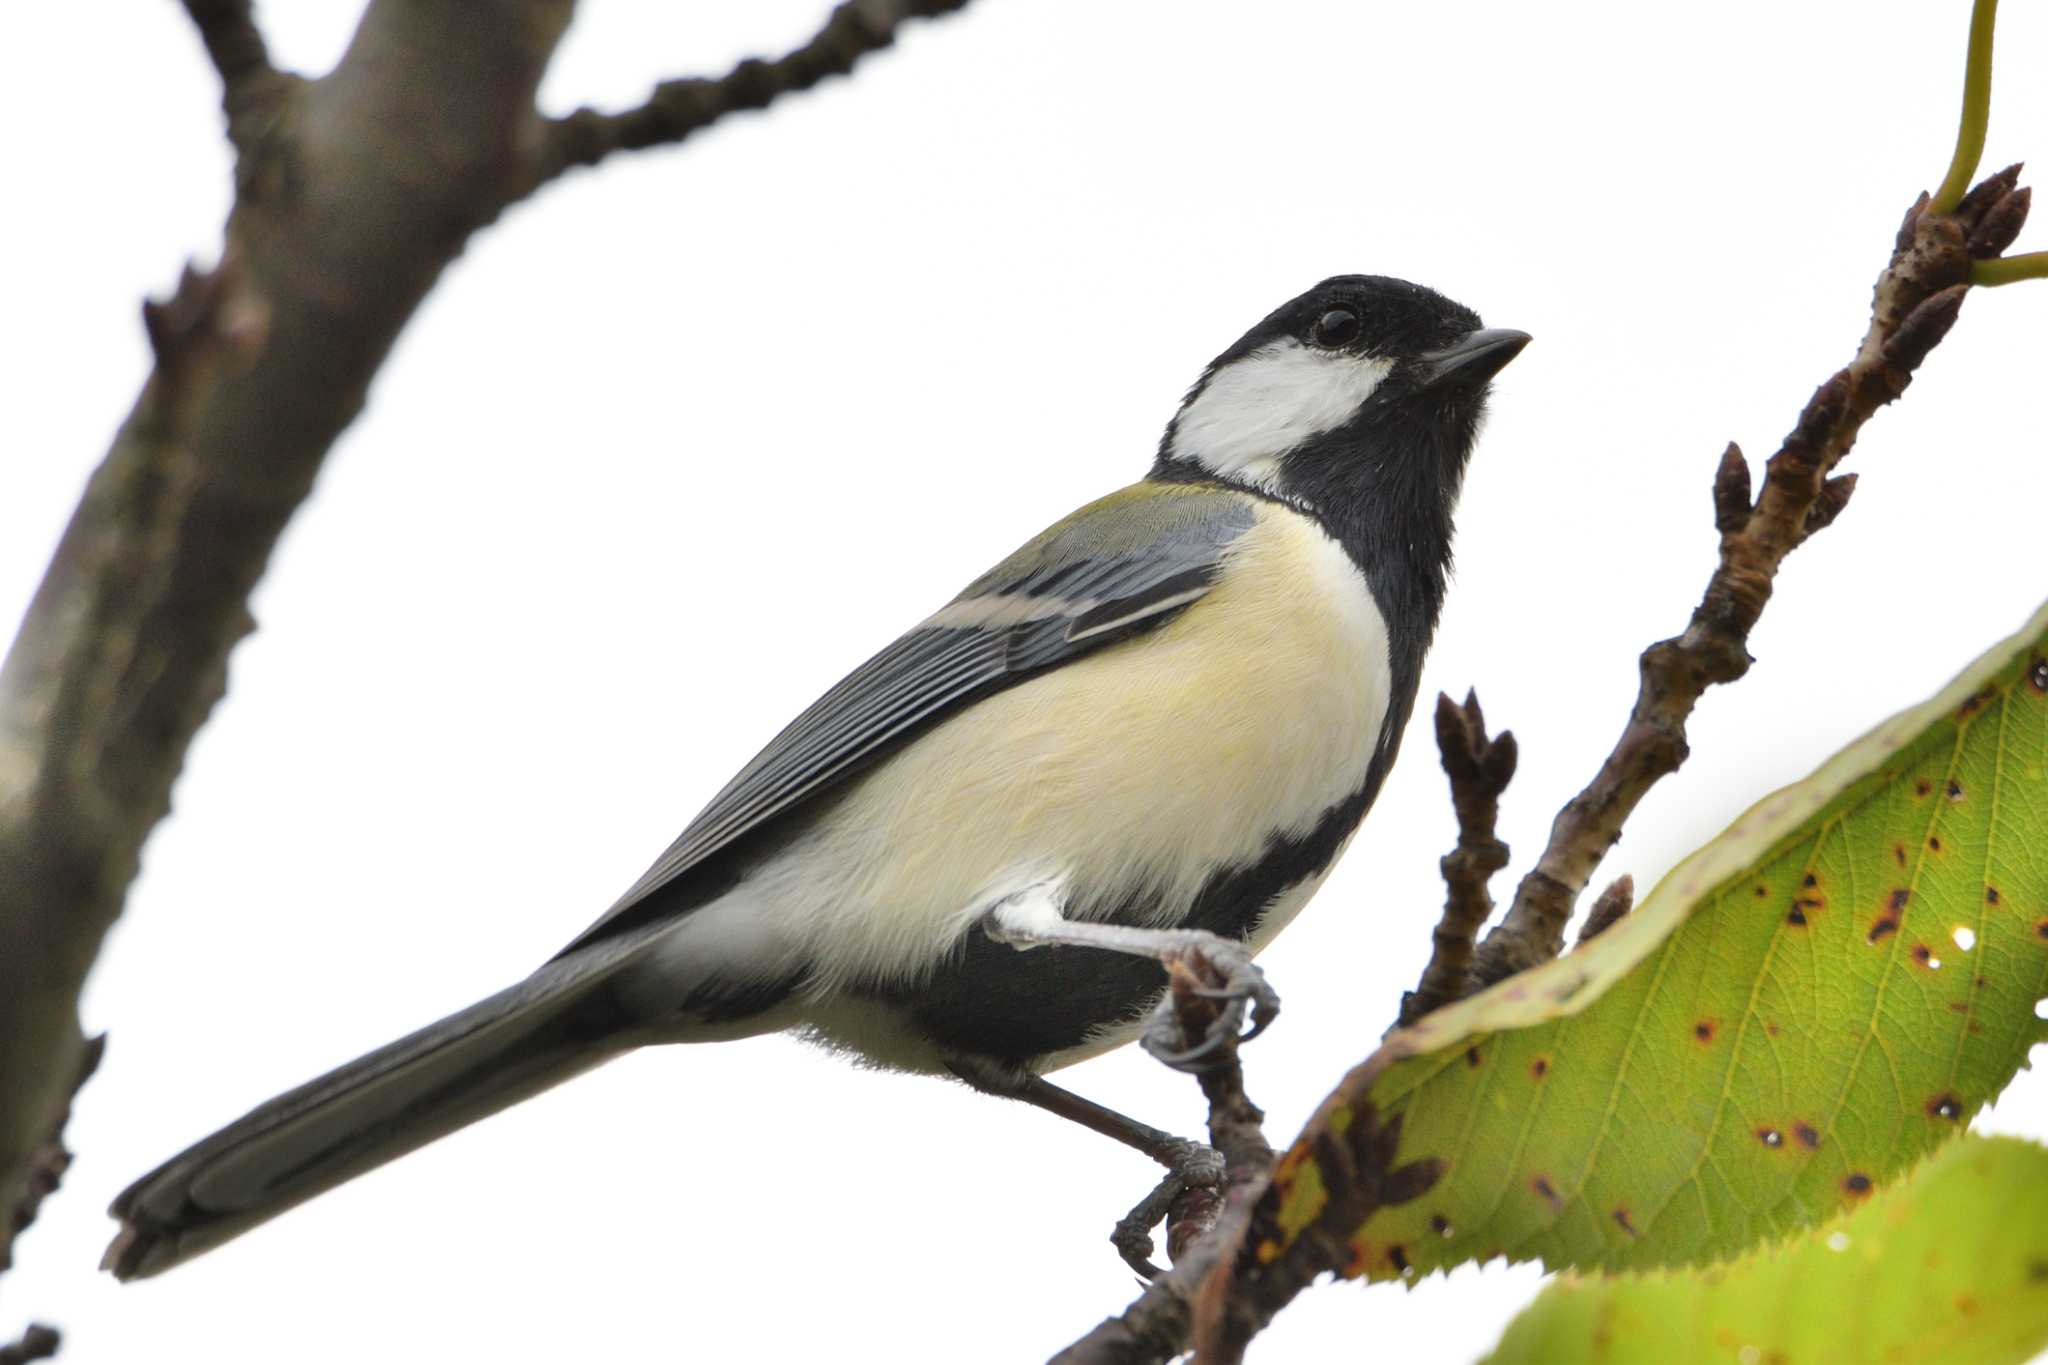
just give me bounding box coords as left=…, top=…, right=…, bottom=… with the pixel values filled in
left=6, top=1, right=2048, bottom=1360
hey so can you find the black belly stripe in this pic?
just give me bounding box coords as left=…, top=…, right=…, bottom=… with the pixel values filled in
left=876, top=512, right=1433, bottom=1068
left=882, top=761, right=1395, bottom=1067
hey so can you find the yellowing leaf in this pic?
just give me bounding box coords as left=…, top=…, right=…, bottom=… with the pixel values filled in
left=1248, top=600, right=2048, bottom=1284
left=1482, top=1135, right=2048, bottom=1365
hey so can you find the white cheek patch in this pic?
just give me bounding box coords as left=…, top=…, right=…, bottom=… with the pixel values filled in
left=1168, top=339, right=1393, bottom=491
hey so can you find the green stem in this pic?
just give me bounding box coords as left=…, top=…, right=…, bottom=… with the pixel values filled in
left=1931, top=0, right=1999, bottom=214
left=1971, top=251, right=2048, bottom=286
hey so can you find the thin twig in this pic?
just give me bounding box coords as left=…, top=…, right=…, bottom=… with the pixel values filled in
left=1575, top=874, right=1634, bottom=945
left=1469, top=159, right=2031, bottom=986
left=1052, top=957, right=1275, bottom=1364
left=1189, top=1104, right=1441, bottom=1364
left=0, top=1325, right=59, bottom=1365
left=1397, top=692, right=1516, bottom=1027
left=178, top=0, right=295, bottom=172
left=531, top=0, right=976, bottom=189
left=3, top=1038, right=104, bottom=1276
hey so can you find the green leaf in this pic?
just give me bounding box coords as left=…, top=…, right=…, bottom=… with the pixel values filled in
left=1245, top=600, right=2048, bottom=1283
left=1482, top=1135, right=2048, bottom=1365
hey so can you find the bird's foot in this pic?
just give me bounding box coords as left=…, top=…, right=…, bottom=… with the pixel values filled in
left=1139, top=933, right=1280, bottom=1073
left=1110, top=1137, right=1225, bottom=1280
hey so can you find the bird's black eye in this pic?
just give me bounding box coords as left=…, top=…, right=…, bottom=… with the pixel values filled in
left=1310, top=307, right=1361, bottom=348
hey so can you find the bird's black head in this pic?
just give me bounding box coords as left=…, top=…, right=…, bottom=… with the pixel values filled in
left=1153, top=274, right=1527, bottom=631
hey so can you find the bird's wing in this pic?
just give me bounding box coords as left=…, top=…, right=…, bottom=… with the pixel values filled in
left=557, top=480, right=1259, bottom=956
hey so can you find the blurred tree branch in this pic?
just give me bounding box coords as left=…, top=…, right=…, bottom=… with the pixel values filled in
left=0, top=1324, right=60, bottom=1365
left=530, top=0, right=974, bottom=191
left=0, top=0, right=971, bottom=1327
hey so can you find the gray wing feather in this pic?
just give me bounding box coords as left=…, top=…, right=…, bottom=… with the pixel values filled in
left=558, top=483, right=1258, bottom=955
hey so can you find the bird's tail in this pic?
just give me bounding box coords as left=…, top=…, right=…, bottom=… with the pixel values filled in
left=105, top=939, right=650, bottom=1280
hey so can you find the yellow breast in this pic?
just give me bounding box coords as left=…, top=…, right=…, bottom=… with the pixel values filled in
left=755, top=500, right=1393, bottom=994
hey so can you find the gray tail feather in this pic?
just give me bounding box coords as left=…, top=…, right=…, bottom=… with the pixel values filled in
left=106, top=939, right=653, bottom=1280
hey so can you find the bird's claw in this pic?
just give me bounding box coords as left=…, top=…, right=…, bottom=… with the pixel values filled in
left=1138, top=936, right=1280, bottom=1073
left=1111, top=1139, right=1225, bottom=1279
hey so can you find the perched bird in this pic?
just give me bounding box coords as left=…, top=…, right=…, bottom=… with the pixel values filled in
left=107, top=275, right=1527, bottom=1280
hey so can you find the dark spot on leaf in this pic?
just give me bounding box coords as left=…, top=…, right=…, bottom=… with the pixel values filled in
left=1753, top=883, right=1769, bottom=899
left=1958, top=686, right=1996, bottom=719
left=1532, top=1175, right=1563, bottom=1213
left=1787, top=907, right=1808, bottom=926
left=1950, top=1001, right=1972, bottom=1014
left=1868, top=917, right=1900, bottom=944
left=1465, top=1046, right=1483, bottom=1069
left=2035, top=920, right=2048, bottom=941
left=1341, top=1240, right=1372, bottom=1278
left=1765, top=1021, right=1782, bottom=1038
left=1388, top=1244, right=1411, bottom=1274
left=1893, top=842, right=1908, bottom=867
left=1928, top=1094, right=1964, bottom=1121
left=1802, top=873, right=1818, bottom=889
left=1757, top=1127, right=1783, bottom=1148
left=1912, top=943, right=1935, bottom=966
left=1889, top=888, right=1912, bottom=913
left=2029, top=1259, right=2048, bottom=1283
left=1430, top=1214, right=1453, bottom=1238
left=1612, top=1207, right=1639, bottom=1237
left=1844, top=1172, right=1873, bottom=1196
left=2032, top=659, right=2048, bottom=693
left=1529, top=1056, right=1550, bottom=1081
left=1795, top=1123, right=1821, bottom=1150
left=1915, top=779, right=1934, bottom=798
left=1930, top=836, right=1944, bottom=853
left=1694, top=1019, right=1717, bottom=1044
left=1946, top=779, right=1965, bottom=802
left=1987, top=886, right=2002, bottom=906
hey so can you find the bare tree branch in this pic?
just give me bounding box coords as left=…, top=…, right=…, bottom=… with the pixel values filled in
left=1469, top=161, right=2031, bottom=985
left=1575, top=874, right=1634, bottom=946
left=178, top=0, right=296, bottom=178
left=1187, top=1103, right=1441, bottom=1364
left=0, top=0, right=978, bottom=1314
left=530, top=0, right=976, bottom=189
left=3, top=1036, right=103, bottom=1276
left=1397, top=691, right=1516, bottom=1028
left=0, top=1325, right=59, bottom=1365
left=1052, top=958, right=1276, bottom=1365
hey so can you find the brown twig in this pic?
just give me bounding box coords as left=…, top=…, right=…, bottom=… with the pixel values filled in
left=531, top=0, right=976, bottom=189
left=2, top=0, right=977, bottom=1299
left=178, top=0, right=295, bottom=174
left=1187, top=1104, right=1442, bottom=1364
left=0, top=1326, right=59, bottom=1365
left=3, top=1037, right=103, bottom=1277
left=1469, top=162, right=2031, bottom=986
left=1398, top=692, right=1516, bottom=1027
left=1576, top=874, right=1634, bottom=945
left=1052, top=958, right=1276, bottom=1365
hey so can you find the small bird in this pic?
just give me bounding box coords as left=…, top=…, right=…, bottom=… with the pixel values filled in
left=106, top=275, right=1526, bottom=1279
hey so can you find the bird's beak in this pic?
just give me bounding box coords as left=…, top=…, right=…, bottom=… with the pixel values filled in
left=1415, top=328, right=1532, bottom=389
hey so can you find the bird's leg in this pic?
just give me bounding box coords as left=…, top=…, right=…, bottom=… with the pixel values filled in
left=945, top=1054, right=1223, bottom=1280
left=981, top=886, right=1280, bottom=1072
